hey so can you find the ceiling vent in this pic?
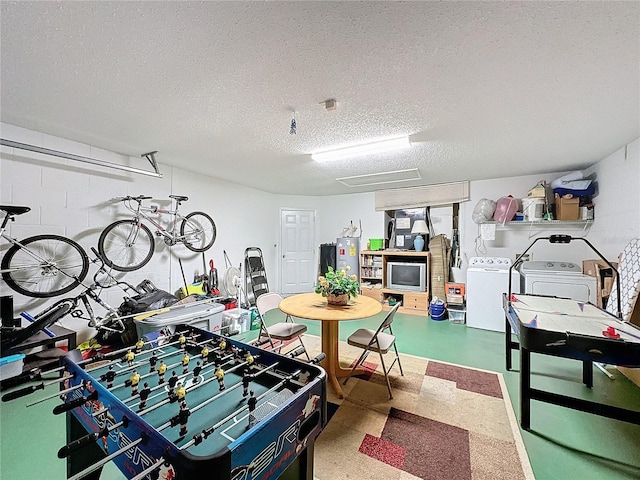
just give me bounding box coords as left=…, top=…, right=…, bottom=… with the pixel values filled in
left=374, top=181, right=470, bottom=211
left=337, top=168, right=421, bottom=188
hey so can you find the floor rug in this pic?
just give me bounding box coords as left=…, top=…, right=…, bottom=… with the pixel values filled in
left=300, top=336, right=535, bottom=480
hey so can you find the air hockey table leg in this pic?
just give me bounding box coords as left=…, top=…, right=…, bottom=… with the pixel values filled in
left=66, top=413, right=105, bottom=480
left=520, top=346, right=531, bottom=430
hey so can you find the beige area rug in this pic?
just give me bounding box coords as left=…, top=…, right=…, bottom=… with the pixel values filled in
left=299, top=336, right=535, bottom=480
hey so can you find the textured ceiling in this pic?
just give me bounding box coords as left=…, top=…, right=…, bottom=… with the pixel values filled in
left=1, top=1, right=638, bottom=196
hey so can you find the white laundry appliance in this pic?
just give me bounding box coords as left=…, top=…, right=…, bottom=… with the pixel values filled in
left=466, top=257, right=520, bottom=332
left=519, top=260, right=597, bottom=303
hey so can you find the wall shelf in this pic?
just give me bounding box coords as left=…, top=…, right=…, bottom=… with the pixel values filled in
left=486, top=220, right=592, bottom=227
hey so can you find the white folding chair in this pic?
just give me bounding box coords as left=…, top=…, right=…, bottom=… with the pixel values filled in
left=343, top=303, right=404, bottom=399
left=255, top=292, right=310, bottom=360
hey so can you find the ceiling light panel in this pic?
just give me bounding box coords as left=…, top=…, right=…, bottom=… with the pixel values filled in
left=311, top=136, right=410, bottom=163
left=337, top=168, right=421, bottom=188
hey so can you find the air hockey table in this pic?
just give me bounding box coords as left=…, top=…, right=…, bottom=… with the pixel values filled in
left=504, top=293, right=640, bottom=430
left=55, top=325, right=327, bottom=480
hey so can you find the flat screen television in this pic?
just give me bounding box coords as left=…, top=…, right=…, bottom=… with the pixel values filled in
left=386, top=261, right=427, bottom=292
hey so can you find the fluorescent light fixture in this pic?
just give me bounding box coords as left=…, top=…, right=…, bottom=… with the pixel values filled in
left=311, top=136, right=411, bottom=163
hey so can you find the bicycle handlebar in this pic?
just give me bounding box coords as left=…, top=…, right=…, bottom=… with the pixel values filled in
left=113, top=195, right=152, bottom=203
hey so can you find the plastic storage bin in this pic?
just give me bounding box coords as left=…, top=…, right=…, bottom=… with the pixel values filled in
left=222, top=308, right=251, bottom=334
left=0, top=353, right=25, bottom=380
left=447, top=306, right=466, bottom=324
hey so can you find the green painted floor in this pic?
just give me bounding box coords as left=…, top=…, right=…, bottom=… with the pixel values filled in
left=2, top=310, right=640, bottom=479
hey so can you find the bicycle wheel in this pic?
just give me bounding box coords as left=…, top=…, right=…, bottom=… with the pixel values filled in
left=1, top=235, right=89, bottom=298
left=180, top=211, right=216, bottom=252
left=98, top=220, right=155, bottom=272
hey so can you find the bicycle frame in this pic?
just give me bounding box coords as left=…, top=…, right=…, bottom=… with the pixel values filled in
left=119, top=197, right=192, bottom=245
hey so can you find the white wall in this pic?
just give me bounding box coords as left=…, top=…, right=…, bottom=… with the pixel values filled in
left=2, top=121, right=638, bottom=342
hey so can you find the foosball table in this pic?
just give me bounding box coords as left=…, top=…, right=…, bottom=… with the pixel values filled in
left=10, top=325, right=326, bottom=480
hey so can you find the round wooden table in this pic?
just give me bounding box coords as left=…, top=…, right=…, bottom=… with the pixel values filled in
left=279, top=292, right=382, bottom=398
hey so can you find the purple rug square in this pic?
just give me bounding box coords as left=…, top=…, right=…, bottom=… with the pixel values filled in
left=359, top=433, right=406, bottom=469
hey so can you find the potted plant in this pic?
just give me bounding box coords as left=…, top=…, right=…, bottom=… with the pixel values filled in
left=315, top=266, right=359, bottom=306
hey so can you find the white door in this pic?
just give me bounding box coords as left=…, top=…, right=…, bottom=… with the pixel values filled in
left=280, top=209, right=316, bottom=294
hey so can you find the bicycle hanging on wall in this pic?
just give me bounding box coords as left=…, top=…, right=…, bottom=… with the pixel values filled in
left=97, top=195, right=216, bottom=272
left=0, top=205, right=89, bottom=298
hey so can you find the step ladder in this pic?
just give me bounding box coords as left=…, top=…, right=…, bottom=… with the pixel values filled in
left=244, top=247, right=269, bottom=306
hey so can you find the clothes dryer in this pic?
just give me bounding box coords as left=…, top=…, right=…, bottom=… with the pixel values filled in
left=519, top=260, right=597, bottom=303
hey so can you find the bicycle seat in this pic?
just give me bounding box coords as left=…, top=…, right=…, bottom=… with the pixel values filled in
left=0, top=205, right=31, bottom=216
left=169, top=195, right=189, bottom=202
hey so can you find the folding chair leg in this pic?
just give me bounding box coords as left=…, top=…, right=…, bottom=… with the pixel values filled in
left=298, top=337, right=310, bottom=361
left=378, top=351, right=393, bottom=400
left=393, top=344, right=404, bottom=376
left=343, top=349, right=370, bottom=386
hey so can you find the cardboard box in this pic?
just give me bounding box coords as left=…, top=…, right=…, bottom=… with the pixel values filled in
left=445, top=282, right=466, bottom=296
left=555, top=194, right=580, bottom=220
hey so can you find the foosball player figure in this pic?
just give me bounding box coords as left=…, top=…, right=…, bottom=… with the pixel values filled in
left=178, top=332, right=187, bottom=350
left=135, top=338, right=145, bottom=353
left=157, top=360, right=167, bottom=383
left=218, top=338, right=226, bottom=352
left=201, top=345, right=209, bottom=365
left=242, top=368, right=251, bottom=397
left=297, top=370, right=310, bottom=385
left=192, top=361, right=202, bottom=384
left=168, top=371, right=179, bottom=395
left=124, top=349, right=135, bottom=367
left=244, top=350, right=254, bottom=366
left=181, top=352, right=190, bottom=375
left=178, top=400, right=191, bottom=437
left=175, top=382, right=186, bottom=403
left=247, top=391, right=257, bottom=429
left=215, top=364, right=225, bottom=391
left=102, top=365, right=117, bottom=388
left=138, top=382, right=151, bottom=411
left=130, top=370, right=141, bottom=395
left=149, top=351, right=158, bottom=373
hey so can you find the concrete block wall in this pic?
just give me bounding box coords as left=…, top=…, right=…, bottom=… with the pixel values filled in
left=2, top=121, right=638, bottom=342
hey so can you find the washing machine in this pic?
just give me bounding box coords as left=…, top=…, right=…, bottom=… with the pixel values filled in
left=466, top=257, right=520, bottom=332
left=519, top=261, right=597, bottom=303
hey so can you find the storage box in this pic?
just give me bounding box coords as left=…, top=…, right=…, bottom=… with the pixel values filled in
left=447, top=306, right=466, bottom=324
left=222, top=308, right=251, bottom=334
left=446, top=294, right=465, bottom=305
left=445, top=282, right=465, bottom=296
left=582, top=259, right=618, bottom=308
left=369, top=238, right=384, bottom=251
left=0, top=353, right=25, bottom=380
left=555, top=194, right=580, bottom=220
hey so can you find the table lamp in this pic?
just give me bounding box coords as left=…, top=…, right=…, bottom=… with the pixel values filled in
left=411, top=220, right=429, bottom=252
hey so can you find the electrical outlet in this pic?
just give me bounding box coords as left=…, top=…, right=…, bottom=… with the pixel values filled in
left=516, top=253, right=531, bottom=262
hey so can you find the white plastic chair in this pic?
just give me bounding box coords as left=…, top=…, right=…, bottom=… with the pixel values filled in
left=343, top=303, right=404, bottom=399
left=255, top=292, right=310, bottom=360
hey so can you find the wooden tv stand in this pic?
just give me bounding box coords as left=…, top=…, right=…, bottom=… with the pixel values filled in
left=360, top=250, right=430, bottom=316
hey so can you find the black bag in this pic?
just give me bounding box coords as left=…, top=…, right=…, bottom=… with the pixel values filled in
left=118, top=289, right=179, bottom=317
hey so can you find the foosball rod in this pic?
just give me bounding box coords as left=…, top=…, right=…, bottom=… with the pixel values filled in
left=2, top=373, right=76, bottom=402
left=129, top=458, right=167, bottom=480
left=66, top=436, right=146, bottom=480
left=57, top=416, right=129, bottom=458
left=156, top=360, right=277, bottom=432
left=124, top=350, right=240, bottom=408
left=137, top=355, right=245, bottom=417
left=181, top=368, right=303, bottom=450
left=24, top=381, right=87, bottom=407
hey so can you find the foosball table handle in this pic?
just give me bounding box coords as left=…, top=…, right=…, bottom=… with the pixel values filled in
left=2, top=382, right=45, bottom=402
left=310, top=353, right=325, bottom=364
left=53, top=389, right=98, bottom=415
